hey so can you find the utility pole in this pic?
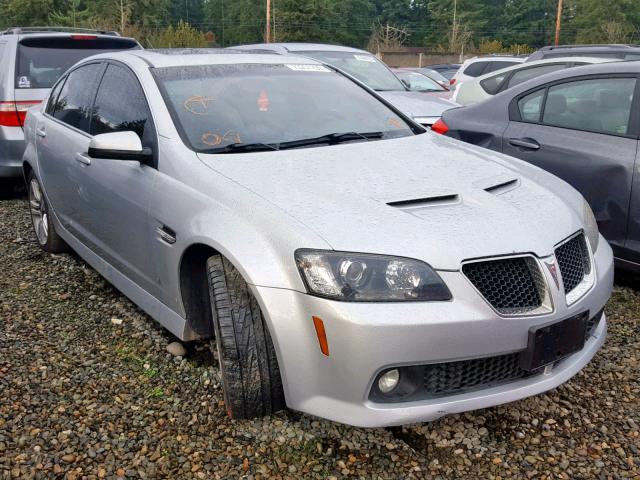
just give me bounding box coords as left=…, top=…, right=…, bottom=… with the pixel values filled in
left=452, top=0, right=457, bottom=50
left=266, top=0, right=271, bottom=43
left=554, top=0, right=563, bottom=46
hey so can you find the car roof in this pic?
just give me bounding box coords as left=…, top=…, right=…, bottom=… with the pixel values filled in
left=82, top=48, right=327, bottom=68
left=229, top=43, right=369, bottom=54
left=463, top=56, right=525, bottom=65
left=493, top=60, right=640, bottom=97
left=540, top=43, right=640, bottom=52
left=473, top=56, right=613, bottom=80
left=1, top=26, right=123, bottom=38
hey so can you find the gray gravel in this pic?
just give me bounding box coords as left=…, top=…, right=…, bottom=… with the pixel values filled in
left=1, top=196, right=639, bottom=479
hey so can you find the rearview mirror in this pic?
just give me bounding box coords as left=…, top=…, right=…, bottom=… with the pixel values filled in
left=88, top=131, right=152, bottom=162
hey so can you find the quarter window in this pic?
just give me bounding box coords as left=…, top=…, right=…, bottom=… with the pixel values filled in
left=480, top=72, right=509, bottom=94
left=51, top=63, right=102, bottom=132
left=542, top=78, right=636, bottom=135
left=91, top=64, right=153, bottom=147
left=517, top=89, right=545, bottom=122
left=462, top=61, right=487, bottom=77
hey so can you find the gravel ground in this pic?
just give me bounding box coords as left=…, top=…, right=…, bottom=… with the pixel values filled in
left=1, top=195, right=639, bottom=480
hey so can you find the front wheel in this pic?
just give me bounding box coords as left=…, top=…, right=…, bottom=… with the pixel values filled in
left=28, top=172, right=68, bottom=253
left=206, top=255, right=286, bottom=419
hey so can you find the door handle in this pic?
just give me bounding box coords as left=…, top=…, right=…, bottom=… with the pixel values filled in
left=36, top=127, right=46, bottom=138
left=508, top=137, right=540, bottom=150
left=74, top=152, right=91, bottom=166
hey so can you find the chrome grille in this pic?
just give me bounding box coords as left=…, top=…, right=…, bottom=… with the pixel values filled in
left=555, top=234, right=590, bottom=294
left=462, top=257, right=547, bottom=315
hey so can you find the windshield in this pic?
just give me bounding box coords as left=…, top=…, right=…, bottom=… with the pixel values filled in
left=396, top=71, right=445, bottom=92
left=299, top=51, right=405, bottom=91
left=153, top=63, right=415, bottom=153
left=16, top=37, right=139, bottom=89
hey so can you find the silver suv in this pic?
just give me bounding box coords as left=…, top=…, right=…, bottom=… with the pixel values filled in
left=0, top=27, right=140, bottom=182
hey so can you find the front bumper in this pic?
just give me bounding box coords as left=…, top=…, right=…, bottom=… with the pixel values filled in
left=0, top=125, right=26, bottom=178
left=254, top=238, right=613, bottom=427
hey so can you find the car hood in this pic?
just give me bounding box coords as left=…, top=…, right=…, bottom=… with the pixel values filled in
left=376, top=90, right=458, bottom=119
left=198, top=134, right=584, bottom=270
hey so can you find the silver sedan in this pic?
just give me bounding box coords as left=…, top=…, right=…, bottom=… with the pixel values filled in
left=22, top=50, right=613, bottom=427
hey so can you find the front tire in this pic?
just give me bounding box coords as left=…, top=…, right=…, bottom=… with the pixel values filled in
left=206, top=255, right=286, bottom=419
left=27, top=172, right=67, bottom=253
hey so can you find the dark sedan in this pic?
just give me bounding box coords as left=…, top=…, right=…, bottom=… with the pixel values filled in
left=433, top=61, right=640, bottom=270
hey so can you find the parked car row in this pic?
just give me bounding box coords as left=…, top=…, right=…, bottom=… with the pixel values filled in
left=227, top=43, right=458, bottom=127
left=3, top=30, right=633, bottom=427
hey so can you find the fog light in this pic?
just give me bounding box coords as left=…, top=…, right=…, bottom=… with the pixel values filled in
left=378, top=369, right=400, bottom=393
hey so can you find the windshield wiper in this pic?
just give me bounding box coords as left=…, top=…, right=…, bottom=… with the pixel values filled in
left=200, top=131, right=384, bottom=154
left=276, top=131, right=384, bottom=150
left=200, top=142, right=280, bottom=154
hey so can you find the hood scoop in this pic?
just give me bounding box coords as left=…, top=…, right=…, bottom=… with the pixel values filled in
left=484, top=178, right=519, bottom=195
left=388, top=193, right=460, bottom=210
left=472, top=175, right=520, bottom=196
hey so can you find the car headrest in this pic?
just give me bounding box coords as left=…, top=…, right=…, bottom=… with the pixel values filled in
left=596, top=89, right=629, bottom=109
left=571, top=99, right=597, bottom=116
left=544, top=94, right=567, bottom=115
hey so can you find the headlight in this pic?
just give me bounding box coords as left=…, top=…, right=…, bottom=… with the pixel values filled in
left=583, top=199, right=599, bottom=252
left=295, top=250, right=451, bottom=302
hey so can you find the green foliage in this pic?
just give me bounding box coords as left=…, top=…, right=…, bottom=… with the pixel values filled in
left=478, top=40, right=534, bottom=55
left=147, top=20, right=207, bottom=48
left=568, top=0, right=640, bottom=44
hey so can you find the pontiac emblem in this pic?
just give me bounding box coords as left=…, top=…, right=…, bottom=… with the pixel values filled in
left=545, top=261, right=560, bottom=289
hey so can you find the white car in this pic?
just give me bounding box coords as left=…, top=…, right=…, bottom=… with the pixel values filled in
left=23, top=49, right=613, bottom=427
left=453, top=57, right=612, bottom=106
left=451, top=55, right=525, bottom=89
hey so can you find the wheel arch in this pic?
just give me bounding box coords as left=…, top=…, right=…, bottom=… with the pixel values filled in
left=22, top=160, right=33, bottom=183
left=178, top=242, right=219, bottom=338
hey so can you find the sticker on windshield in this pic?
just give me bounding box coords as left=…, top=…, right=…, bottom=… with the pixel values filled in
left=18, top=76, right=31, bottom=88
left=285, top=64, right=330, bottom=72
left=354, top=55, right=376, bottom=63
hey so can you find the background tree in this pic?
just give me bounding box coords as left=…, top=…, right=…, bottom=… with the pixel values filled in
left=1, top=0, right=639, bottom=51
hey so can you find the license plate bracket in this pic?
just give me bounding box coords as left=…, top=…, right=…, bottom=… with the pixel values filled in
left=519, top=312, right=588, bottom=371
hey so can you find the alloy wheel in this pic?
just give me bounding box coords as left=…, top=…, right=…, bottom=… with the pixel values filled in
left=29, top=178, right=48, bottom=245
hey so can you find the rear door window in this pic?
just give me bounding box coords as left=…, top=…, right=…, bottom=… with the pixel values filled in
left=51, top=63, right=103, bottom=132
left=16, top=36, right=139, bottom=89
left=507, top=64, right=567, bottom=89
left=91, top=63, right=154, bottom=149
left=45, top=77, right=67, bottom=114
left=541, top=78, right=636, bottom=135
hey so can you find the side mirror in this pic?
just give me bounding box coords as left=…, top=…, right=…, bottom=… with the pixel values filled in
left=401, top=78, right=411, bottom=89
left=88, top=131, right=152, bottom=162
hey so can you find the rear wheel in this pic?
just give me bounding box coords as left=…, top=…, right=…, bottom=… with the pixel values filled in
left=28, top=173, right=67, bottom=253
left=206, top=255, right=286, bottom=419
